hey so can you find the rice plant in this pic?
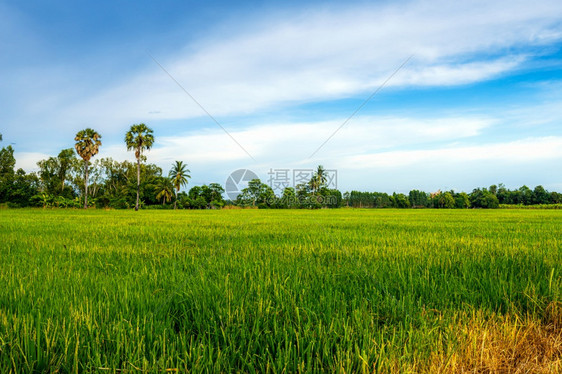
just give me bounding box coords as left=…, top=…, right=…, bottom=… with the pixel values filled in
left=0, top=209, right=560, bottom=372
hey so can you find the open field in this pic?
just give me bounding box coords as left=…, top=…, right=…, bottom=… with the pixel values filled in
left=1, top=209, right=561, bottom=373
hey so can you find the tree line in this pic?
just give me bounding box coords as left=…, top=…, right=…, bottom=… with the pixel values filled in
left=0, top=125, right=202, bottom=209
left=234, top=167, right=342, bottom=209
left=343, top=185, right=562, bottom=209
left=0, top=130, right=561, bottom=209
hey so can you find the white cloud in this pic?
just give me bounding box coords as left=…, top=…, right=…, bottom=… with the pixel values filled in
left=12, top=116, right=562, bottom=193
left=396, top=59, right=524, bottom=86
left=136, top=124, right=562, bottom=193
left=14, top=152, right=51, bottom=172
left=124, top=115, right=494, bottom=169
left=340, top=136, right=562, bottom=169
left=4, top=0, right=562, bottom=192
left=23, top=0, right=561, bottom=133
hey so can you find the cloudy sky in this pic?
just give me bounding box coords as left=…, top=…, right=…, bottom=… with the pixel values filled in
left=1, top=0, right=562, bottom=193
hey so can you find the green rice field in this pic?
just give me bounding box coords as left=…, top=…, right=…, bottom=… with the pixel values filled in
left=1, top=209, right=561, bottom=372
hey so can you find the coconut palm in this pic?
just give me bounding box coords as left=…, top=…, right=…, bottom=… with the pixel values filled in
left=309, top=165, right=327, bottom=195
left=169, top=161, right=191, bottom=209
left=155, top=177, right=174, bottom=206
left=315, top=165, right=327, bottom=188
left=125, top=123, right=154, bottom=211
left=74, top=128, right=102, bottom=209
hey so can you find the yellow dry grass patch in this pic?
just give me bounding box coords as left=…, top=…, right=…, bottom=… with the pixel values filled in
left=425, top=303, right=562, bottom=373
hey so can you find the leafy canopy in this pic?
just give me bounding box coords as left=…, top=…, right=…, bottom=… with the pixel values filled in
left=125, top=123, right=154, bottom=160
left=74, top=128, right=102, bottom=162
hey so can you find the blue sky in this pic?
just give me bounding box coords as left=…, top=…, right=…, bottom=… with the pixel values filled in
left=2, top=0, right=562, bottom=193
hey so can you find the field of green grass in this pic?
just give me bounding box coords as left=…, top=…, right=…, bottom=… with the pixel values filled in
left=1, top=209, right=561, bottom=372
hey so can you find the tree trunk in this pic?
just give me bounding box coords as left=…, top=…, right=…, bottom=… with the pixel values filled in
left=135, top=156, right=140, bottom=211
left=84, top=162, right=89, bottom=209
left=174, top=189, right=178, bottom=210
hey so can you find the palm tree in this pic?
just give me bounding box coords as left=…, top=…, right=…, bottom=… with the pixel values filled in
left=0, top=133, right=2, bottom=142
left=125, top=123, right=154, bottom=211
left=155, top=177, right=174, bottom=206
left=315, top=165, right=327, bottom=188
left=309, top=165, right=327, bottom=195
left=169, top=161, right=191, bottom=209
left=74, top=128, right=102, bottom=209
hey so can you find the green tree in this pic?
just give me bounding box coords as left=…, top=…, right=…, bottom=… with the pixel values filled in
left=281, top=187, right=297, bottom=208
left=391, top=192, right=411, bottom=208
left=455, top=192, right=470, bottom=208
left=169, top=161, right=191, bottom=209
left=532, top=185, right=550, bottom=205
left=496, top=183, right=509, bottom=204
left=194, top=195, right=207, bottom=209
left=309, top=165, right=327, bottom=195
left=296, top=183, right=311, bottom=200
left=96, top=158, right=133, bottom=208
left=188, top=186, right=202, bottom=201
left=37, top=157, right=58, bottom=195
left=72, top=158, right=102, bottom=201
left=0, top=146, right=16, bottom=202
left=485, top=193, right=500, bottom=208
left=56, top=148, right=77, bottom=193
left=208, top=183, right=225, bottom=207
left=37, top=150, right=77, bottom=198
left=551, top=192, right=562, bottom=204
left=439, top=192, right=455, bottom=209
left=245, top=179, right=263, bottom=206
left=11, top=169, right=39, bottom=207
left=258, top=184, right=276, bottom=208
left=155, top=177, right=174, bottom=205
left=518, top=185, right=533, bottom=205
left=125, top=123, right=154, bottom=211
left=74, top=129, right=102, bottom=208
left=409, top=190, right=429, bottom=208
left=198, top=185, right=212, bottom=208
left=237, top=179, right=275, bottom=208
left=0, top=145, right=15, bottom=176
left=470, top=188, right=499, bottom=208
left=176, top=191, right=190, bottom=209
left=319, top=188, right=342, bottom=208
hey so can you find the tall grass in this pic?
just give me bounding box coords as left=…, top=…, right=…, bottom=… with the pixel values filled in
left=0, top=209, right=561, bottom=372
